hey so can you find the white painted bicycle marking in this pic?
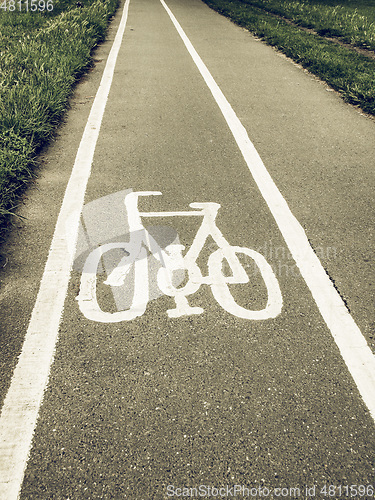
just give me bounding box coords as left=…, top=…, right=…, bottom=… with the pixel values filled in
left=77, top=191, right=283, bottom=321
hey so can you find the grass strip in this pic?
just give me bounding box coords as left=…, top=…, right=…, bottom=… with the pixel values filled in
left=238, top=0, right=375, bottom=51
left=203, top=0, right=375, bottom=116
left=0, top=0, right=118, bottom=236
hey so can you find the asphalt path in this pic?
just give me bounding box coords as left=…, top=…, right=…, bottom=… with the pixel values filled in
left=0, top=0, right=374, bottom=498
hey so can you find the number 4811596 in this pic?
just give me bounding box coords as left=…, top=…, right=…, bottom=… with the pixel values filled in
left=0, top=0, right=53, bottom=11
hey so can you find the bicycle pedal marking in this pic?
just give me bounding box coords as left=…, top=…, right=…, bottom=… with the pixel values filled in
left=76, top=190, right=283, bottom=322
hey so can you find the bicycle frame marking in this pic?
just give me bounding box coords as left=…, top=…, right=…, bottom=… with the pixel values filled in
left=77, top=191, right=283, bottom=322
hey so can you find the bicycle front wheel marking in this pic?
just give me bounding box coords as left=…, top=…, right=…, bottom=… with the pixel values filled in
left=208, top=246, right=283, bottom=320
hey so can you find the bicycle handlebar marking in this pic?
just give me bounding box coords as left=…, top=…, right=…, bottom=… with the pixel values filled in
left=77, top=191, right=283, bottom=322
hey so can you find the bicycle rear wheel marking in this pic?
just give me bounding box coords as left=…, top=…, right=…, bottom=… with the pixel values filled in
left=77, top=243, right=149, bottom=323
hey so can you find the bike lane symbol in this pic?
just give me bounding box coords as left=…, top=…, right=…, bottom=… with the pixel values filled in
left=74, top=190, right=283, bottom=322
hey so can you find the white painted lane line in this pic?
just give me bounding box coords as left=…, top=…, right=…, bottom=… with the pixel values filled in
left=0, top=1, right=131, bottom=498
left=160, top=0, right=375, bottom=422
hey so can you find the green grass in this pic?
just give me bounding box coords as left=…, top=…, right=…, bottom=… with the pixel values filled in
left=0, top=0, right=118, bottom=236
left=239, top=0, right=375, bottom=50
left=203, top=0, right=375, bottom=115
